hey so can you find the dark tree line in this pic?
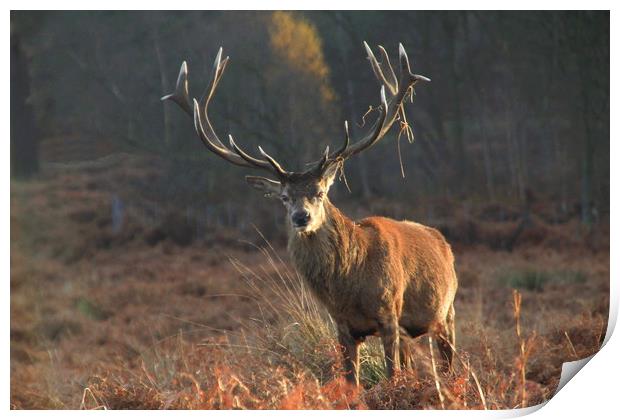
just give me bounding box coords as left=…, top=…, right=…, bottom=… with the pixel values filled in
left=10, top=11, right=609, bottom=227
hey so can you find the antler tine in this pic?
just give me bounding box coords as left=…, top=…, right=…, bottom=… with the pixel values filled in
left=333, top=120, right=350, bottom=158
left=197, top=48, right=229, bottom=148
left=229, top=135, right=281, bottom=172
left=311, top=121, right=348, bottom=174
left=313, top=145, right=331, bottom=174
left=378, top=45, right=398, bottom=95
left=398, top=43, right=412, bottom=82
left=363, top=41, right=395, bottom=96
left=258, top=146, right=288, bottom=177
left=161, top=61, right=192, bottom=115
left=200, top=47, right=227, bottom=110
left=163, top=48, right=290, bottom=178
left=398, top=43, right=431, bottom=85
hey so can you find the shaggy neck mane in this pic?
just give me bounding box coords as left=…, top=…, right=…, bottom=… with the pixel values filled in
left=287, top=200, right=367, bottom=308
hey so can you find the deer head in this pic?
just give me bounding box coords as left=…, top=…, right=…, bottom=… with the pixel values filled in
left=162, top=43, right=429, bottom=234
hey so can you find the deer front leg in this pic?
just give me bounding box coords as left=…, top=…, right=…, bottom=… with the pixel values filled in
left=337, top=326, right=360, bottom=386
left=379, top=319, right=401, bottom=379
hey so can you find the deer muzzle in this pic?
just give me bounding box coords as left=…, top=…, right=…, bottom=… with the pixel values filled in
left=292, top=210, right=311, bottom=229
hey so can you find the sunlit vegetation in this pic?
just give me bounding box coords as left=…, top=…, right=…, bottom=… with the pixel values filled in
left=269, top=11, right=335, bottom=103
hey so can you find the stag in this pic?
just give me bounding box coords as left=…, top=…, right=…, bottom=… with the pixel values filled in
left=162, top=43, right=457, bottom=385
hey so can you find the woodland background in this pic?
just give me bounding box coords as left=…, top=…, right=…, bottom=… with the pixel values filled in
left=12, top=11, right=609, bottom=232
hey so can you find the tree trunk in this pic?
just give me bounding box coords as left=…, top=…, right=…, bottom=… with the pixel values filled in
left=444, top=17, right=467, bottom=192
left=479, top=110, right=495, bottom=200
left=578, top=50, right=595, bottom=226
left=153, top=28, right=171, bottom=146
left=11, top=34, right=39, bottom=178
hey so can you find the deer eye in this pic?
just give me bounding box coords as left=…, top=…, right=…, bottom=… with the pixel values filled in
left=316, top=191, right=325, bottom=200
left=281, top=195, right=289, bottom=202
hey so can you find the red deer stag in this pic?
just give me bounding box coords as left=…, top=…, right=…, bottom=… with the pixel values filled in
left=162, top=43, right=457, bottom=385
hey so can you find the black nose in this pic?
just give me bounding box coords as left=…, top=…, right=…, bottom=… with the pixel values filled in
left=292, top=210, right=310, bottom=227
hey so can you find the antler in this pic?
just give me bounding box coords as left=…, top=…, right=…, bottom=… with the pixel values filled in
left=163, top=44, right=427, bottom=181
left=161, top=48, right=289, bottom=178
left=311, top=42, right=430, bottom=174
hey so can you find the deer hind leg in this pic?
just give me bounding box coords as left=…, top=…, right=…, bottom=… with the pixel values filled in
left=399, top=334, right=413, bottom=371
left=337, top=327, right=361, bottom=386
left=435, top=303, right=456, bottom=373
left=398, top=324, right=430, bottom=371
left=379, top=319, right=401, bottom=379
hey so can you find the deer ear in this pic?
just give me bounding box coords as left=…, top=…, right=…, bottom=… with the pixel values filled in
left=245, top=176, right=281, bottom=198
left=321, top=161, right=340, bottom=189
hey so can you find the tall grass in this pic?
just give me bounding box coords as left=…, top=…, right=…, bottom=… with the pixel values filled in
left=229, top=237, right=339, bottom=383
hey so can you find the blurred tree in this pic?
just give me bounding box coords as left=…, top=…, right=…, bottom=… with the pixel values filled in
left=10, top=17, right=40, bottom=178
left=269, top=11, right=335, bottom=103
left=562, top=11, right=609, bottom=226
left=11, top=35, right=39, bottom=177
